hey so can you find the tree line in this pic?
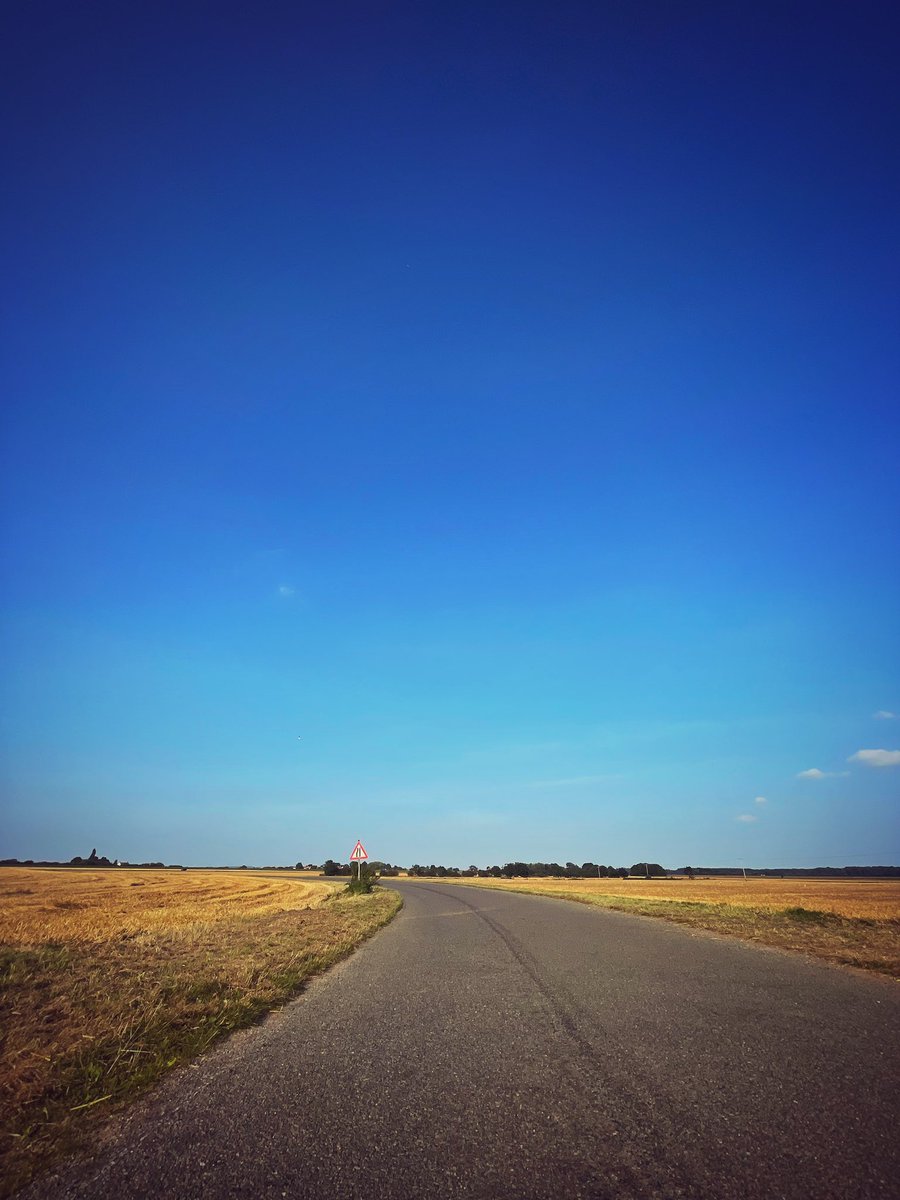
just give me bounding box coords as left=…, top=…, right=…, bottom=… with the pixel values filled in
left=405, top=861, right=667, bottom=878
left=320, top=859, right=401, bottom=876
left=4, top=854, right=897, bottom=878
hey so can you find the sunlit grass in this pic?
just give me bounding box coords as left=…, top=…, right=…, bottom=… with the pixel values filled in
left=429, top=875, right=900, bottom=920
left=0, top=868, right=400, bottom=1196
left=427, top=876, right=900, bottom=978
left=0, top=867, right=338, bottom=944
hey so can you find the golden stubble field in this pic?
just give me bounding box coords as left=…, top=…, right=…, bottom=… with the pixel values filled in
left=431, top=875, right=900, bottom=919
left=0, top=868, right=400, bottom=1197
left=0, top=867, right=337, bottom=944
left=428, top=875, right=900, bottom=978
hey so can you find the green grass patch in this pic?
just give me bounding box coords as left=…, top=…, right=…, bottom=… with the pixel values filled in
left=782, top=906, right=837, bottom=924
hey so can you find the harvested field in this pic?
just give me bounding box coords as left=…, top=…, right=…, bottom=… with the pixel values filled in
left=426, top=876, right=900, bottom=978
left=0, top=868, right=400, bottom=1196
left=434, top=876, right=900, bottom=920
left=0, top=868, right=335, bottom=944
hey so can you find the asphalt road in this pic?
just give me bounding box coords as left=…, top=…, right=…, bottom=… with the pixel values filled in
left=25, top=881, right=900, bottom=1200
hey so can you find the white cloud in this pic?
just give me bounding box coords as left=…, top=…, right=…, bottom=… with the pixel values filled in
left=848, top=748, right=900, bottom=768
left=797, top=768, right=827, bottom=779
left=736, top=813, right=757, bottom=823
left=873, top=710, right=897, bottom=720
left=754, top=796, right=767, bottom=805
left=277, top=585, right=295, bottom=597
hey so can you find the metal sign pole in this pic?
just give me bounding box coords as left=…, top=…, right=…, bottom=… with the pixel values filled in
left=349, top=840, right=368, bottom=883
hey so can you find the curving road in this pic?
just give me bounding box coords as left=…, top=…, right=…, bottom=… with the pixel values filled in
left=25, top=881, right=900, bottom=1200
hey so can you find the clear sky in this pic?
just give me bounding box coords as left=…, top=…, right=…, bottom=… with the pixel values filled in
left=2, top=2, right=898, bottom=868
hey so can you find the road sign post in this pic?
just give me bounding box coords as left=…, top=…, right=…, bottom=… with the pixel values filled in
left=349, top=840, right=368, bottom=884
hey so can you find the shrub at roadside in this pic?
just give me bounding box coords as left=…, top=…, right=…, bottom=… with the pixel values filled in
left=346, top=865, right=380, bottom=895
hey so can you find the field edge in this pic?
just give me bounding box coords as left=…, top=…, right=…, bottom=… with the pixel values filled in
left=424, top=879, right=900, bottom=981
left=2, top=886, right=402, bottom=1199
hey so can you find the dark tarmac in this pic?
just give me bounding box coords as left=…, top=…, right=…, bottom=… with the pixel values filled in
left=24, top=880, right=900, bottom=1199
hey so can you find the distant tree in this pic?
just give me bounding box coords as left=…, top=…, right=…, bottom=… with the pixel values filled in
left=503, top=862, right=530, bottom=877
left=630, top=862, right=665, bottom=877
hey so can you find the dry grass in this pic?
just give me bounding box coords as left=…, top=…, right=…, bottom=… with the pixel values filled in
left=0, top=868, right=400, bottom=1196
left=0, top=868, right=336, bottom=944
left=435, top=876, right=900, bottom=919
left=427, top=876, right=900, bottom=978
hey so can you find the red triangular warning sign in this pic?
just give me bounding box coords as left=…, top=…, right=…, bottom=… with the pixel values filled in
left=349, top=840, right=368, bottom=862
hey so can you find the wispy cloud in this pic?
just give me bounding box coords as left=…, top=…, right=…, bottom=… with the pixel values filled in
left=277, top=584, right=295, bottom=598
left=524, top=774, right=620, bottom=789
left=736, top=813, right=757, bottom=823
left=873, top=710, right=897, bottom=720
left=796, top=767, right=848, bottom=779
left=754, top=796, right=767, bottom=805
left=848, top=748, right=900, bottom=768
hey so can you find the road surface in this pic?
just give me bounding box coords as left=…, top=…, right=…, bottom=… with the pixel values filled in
left=24, top=881, right=900, bottom=1199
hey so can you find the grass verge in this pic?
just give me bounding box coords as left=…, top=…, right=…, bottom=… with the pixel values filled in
left=436, top=880, right=900, bottom=979
left=0, top=887, right=401, bottom=1197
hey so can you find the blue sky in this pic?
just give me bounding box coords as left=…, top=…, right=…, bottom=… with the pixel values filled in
left=2, top=2, right=898, bottom=867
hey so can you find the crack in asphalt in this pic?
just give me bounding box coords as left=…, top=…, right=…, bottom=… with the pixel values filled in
left=423, top=884, right=609, bottom=1063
